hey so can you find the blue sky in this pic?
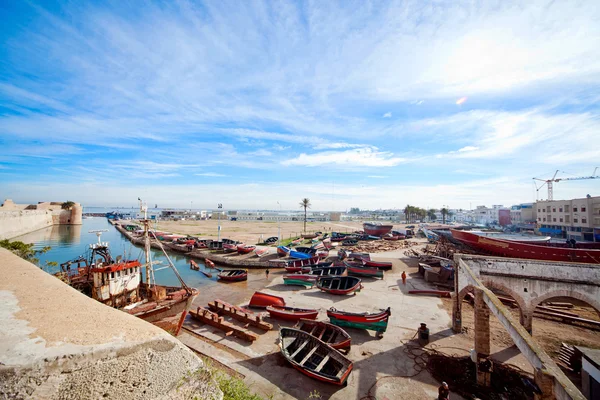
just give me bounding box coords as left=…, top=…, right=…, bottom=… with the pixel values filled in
left=1, top=0, right=599, bottom=211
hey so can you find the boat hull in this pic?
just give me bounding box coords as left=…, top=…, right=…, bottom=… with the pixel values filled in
left=363, top=260, right=392, bottom=270
left=131, top=287, right=198, bottom=336
left=346, top=265, right=384, bottom=279
left=327, top=307, right=390, bottom=334
left=267, top=306, right=318, bottom=321
left=283, top=275, right=316, bottom=287
left=451, top=229, right=600, bottom=263
left=297, top=319, right=352, bottom=351
left=316, top=276, right=362, bottom=295
left=249, top=291, right=286, bottom=308
left=363, top=223, right=393, bottom=236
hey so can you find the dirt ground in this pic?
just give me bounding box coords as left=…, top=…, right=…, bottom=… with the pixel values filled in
left=154, top=220, right=410, bottom=245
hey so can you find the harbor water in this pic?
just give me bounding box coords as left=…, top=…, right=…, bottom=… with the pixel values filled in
left=11, top=217, right=273, bottom=306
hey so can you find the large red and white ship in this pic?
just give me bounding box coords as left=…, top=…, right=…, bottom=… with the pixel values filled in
left=58, top=200, right=198, bottom=335
left=451, top=229, right=600, bottom=264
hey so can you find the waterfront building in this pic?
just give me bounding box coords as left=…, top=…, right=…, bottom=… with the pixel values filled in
left=535, top=195, right=600, bottom=241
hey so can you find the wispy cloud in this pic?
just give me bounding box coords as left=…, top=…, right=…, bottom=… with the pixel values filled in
left=383, top=112, right=392, bottom=118
left=195, top=172, right=228, bottom=177
left=282, top=147, right=406, bottom=168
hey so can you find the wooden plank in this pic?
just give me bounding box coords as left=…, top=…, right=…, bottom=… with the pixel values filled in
left=189, top=307, right=258, bottom=342
left=315, top=355, right=330, bottom=372
left=208, top=299, right=272, bottom=331
left=300, top=345, right=319, bottom=365
left=291, top=340, right=309, bottom=359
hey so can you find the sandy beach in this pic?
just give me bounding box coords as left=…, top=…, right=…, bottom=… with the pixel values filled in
left=154, top=219, right=408, bottom=244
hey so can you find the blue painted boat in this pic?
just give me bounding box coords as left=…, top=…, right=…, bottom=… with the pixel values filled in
left=289, top=250, right=312, bottom=260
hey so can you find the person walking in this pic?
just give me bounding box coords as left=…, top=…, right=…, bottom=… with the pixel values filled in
left=265, top=268, right=270, bottom=279
left=438, top=381, right=450, bottom=400
left=401, top=271, right=407, bottom=285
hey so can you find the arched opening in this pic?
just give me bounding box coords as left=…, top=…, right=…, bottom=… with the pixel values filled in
left=481, top=279, right=531, bottom=333
left=529, top=294, right=600, bottom=393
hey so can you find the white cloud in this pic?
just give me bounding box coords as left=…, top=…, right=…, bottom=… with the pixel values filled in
left=367, top=175, right=387, bottom=179
left=383, top=112, right=392, bottom=118
left=195, top=172, right=227, bottom=177
left=282, top=147, right=406, bottom=167
left=458, top=146, right=478, bottom=152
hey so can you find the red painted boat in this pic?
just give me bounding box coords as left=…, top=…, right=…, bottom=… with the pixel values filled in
left=285, top=265, right=311, bottom=273
left=344, top=262, right=384, bottom=279
left=266, top=305, right=318, bottom=321
left=223, top=242, right=238, bottom=253
left=279, top=328, right=353, bottom=386
left=205, top=259, right=216, bottom=268
left=363, top=260, right=393, bottom=270
left=296, top=319, right=352, bottom=351
left=237, top=244, right=256, bottom=254
left=316, top=276, right=362, bottom=295
left=382, top=235, right=400, bottom=241
left=269, top=256, right=321, bottom=269
left=217, top=269, right=248, bottom=282
left=277, top=246, right=291, bottom=257
left=327, top=307, right=391, bottom=336
left=363, top=222, right=393, bottom=236
left=450, top=229, right=600, bottom=264
left=249, top=291, right=286, bottom=309
left=255, top=248, right=270, bottom=258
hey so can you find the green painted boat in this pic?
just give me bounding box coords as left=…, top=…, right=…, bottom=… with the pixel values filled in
left=327, top=307, right=391, bottom=336
left=283, top=276, right=315, bottom=288
left=328, top=318, right=389, bottom=333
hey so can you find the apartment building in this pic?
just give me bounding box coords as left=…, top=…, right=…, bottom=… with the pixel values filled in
left=536, top=195, right=600, bottom=241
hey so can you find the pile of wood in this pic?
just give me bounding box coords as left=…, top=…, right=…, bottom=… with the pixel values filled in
left=557, top=343, right=582, bottom=372
left=346, top=240, right=419, bottom=253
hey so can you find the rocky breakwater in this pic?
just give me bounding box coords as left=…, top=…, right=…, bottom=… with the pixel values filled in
left=0, top=248, right=222, bottom=400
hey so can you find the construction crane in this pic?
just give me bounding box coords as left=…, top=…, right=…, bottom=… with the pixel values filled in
left=533, top=167, right=599, bottom=200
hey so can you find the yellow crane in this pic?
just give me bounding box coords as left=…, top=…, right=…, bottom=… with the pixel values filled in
left=533, top=167, right=599, bottom=200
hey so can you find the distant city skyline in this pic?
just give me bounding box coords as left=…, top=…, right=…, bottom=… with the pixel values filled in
left=1, top=1, right=599, bottom=210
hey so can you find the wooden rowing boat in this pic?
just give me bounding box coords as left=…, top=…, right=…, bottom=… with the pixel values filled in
left=217, top=269, right=248, bottom=282
left=279, top=328, right=353, bottom=386
left=223, top=242, right=238, bottom=253
left=285, top=265, right=311, bottom=273
left=237, top=244, right=256, bottom=254
left=277, top=245, right=290, bottom=257
left=190, top=260, right=199, bottom=270
left=266, top=305, right=319, bottom=321
left=363, top=260, right=393, bottom=270
left=345, top=263, right=384, bottom=279
left=248, top=291, right=286, bottom=309
left=205, top=259, right=216, bottom=268
left=296, top=319, right=352, bottom=351
left=327, top=307, right=391, bottom=336
left=316, top=276, right=362, bottom=295
left=255, top=248, right=270, bottom=258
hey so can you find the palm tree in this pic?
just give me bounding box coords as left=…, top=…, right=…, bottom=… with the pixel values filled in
left=403, top=205, right=413, bottom=223
left=440, top=208, right=449, bottom=224
left=427, top=209, right=437, bottom=222
left=299, top=198, right=311, bottom=232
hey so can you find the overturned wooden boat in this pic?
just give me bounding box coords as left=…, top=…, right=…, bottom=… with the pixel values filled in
left=217, top=269, right=248, bottom=282
left=267, top=305, right=319, bottom=321
left=249, top=291, right=285, bottom=309
left=363, top=260, right=393, bottom=270
left=327, top=307, right=391, bottom=336
left=345, top=262, right=384, bottom=279
left=283, top=274, right=317, bottom=287
left=316, top=276, right=362, bottom=295
left=223, top=242, right=239, bottom=253
left=190, top=260, right=200, bottom=270
left=290, top=250, right=312, bottom=260
left=296, top=319, right=351, bottom=351
left=279, top=328, right=353, bottom=386
left=237, top=244, right=256, bottom=254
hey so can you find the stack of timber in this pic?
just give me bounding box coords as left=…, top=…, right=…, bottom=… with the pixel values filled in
left=208, top=299, right=272, bottom=331
left=557, top=343, right=582, bottom=372
left=189, top=307, right=258, bottom=342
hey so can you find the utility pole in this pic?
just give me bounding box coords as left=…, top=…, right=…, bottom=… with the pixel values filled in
left=217, top=203, right=223, bottom=241
left=277, top=201, right=281, bottom=246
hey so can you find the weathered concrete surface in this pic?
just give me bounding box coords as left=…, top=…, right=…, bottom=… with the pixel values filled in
left=453, top=254, right=586, bottom=400
left=0, top=248, right=220, bottom=400
left=182, top=254, right=464, bottom=400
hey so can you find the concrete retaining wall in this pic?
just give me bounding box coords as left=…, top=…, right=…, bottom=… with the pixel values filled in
left=0, top=248, right=221, bottom=399
left=0, top=210, right=54, bottom=240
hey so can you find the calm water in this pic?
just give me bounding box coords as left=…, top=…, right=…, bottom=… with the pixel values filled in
left=11, top=217, right=217, bottom=289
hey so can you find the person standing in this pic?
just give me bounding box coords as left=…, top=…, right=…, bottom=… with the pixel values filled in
left=265, top=268, right=270, bottom=279
left=401, top=271, right=407, bottom=285
left=438, top=382, right=450, bottom=400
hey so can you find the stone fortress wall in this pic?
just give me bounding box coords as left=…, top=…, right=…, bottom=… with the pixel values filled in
left=0, top=199, right=82, bottom=240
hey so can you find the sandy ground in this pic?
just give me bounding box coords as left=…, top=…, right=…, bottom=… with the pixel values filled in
left=155, top=220, right=407, bottom=244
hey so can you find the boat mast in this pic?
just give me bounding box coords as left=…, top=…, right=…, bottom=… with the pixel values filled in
left=140, top=198, right=151, bottom=287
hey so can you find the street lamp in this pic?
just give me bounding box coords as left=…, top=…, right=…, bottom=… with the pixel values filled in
left=217, top=203, right=223, bottom=241
left=277, top=201, right=281, bottom=246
